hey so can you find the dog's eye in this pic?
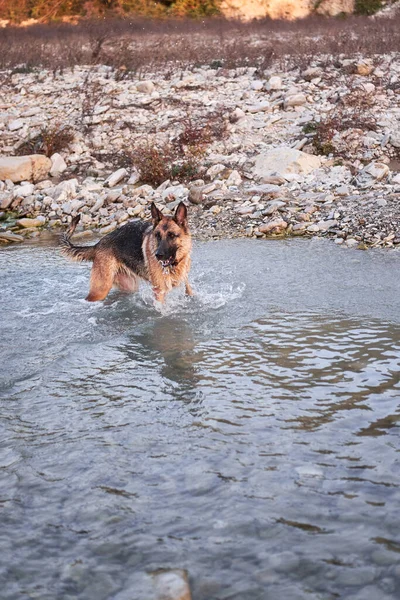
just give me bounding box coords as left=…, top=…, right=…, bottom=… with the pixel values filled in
left=168, top=232, right=176, bottom=239
left=155, top=232, right=161, bottom=241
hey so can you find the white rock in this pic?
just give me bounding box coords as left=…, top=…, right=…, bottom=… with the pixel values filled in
left=236, top=206, right=254, bottom=215
left=70, top=199, right=85, bottom=212
left=226, top=170, right=242, bottom=186
left=246, top=101, right=270, bottom=113
left=360, top=82, right=375, bottom=94
left=0, top=155, right=51, bottom=183
left=52, top=179, right=78, bottom=201
left=0, top=194, right=13, bottom=210
left=390, top=134, right=400, bottom=148
left=14, top=183, right=35, bottom=197
left=90, top=198, right=104, bottom=213
left=253, top=148, right=321, bottom=181
left=162, top=185, right=189, bottom=201
left=136, top=80, right=155, bottom=94
left=8, top=119, right=24, bottom=131
left=336, top=185, right=350, bottom=196
left=364, top=162, right=390, bottom=180
left=392, top=173, right=400, bottom=184
left=127, top=169, right=140, bottom=185
left=251, top=80, right=264, bottom=91
left=99, top=222, right=118, bottom=235
left=50, top=153, right=67, bottom=177
left=128, top=204, right=143, bottom=217
left=285, top=93, right=307, bottom=108
left=105, top=168, right=128, bottom=188
left=206, top=164, right=227, bottom=180
left=317, top=219, right=338, bottom=231
left=263, top=200, right=286, bottom=215
left=230, top=107, right=246, bottom=122
left=259, top=218, right=287, bottom=234
left=268, top=75, right=282, bottom=90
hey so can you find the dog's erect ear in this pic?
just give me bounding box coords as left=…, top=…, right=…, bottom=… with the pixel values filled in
left=174, top=202, right=188, bottom=228
left=151, top=202, right=163, bottom=226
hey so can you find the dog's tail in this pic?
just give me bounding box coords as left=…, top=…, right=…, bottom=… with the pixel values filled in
left=60, top=215, right=96, bottom=262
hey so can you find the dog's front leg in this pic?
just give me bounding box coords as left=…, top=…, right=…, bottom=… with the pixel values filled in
left=185, top=280, right=194, bottom=296
left=153, top=287, right=165, bottom=304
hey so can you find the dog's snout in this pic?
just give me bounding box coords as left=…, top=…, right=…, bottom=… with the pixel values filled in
left=155, top=246, right=166, bottom=259
left=155, top=241, right=168, bottom=260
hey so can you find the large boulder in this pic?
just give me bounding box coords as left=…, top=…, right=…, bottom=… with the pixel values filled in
left=0, top=155, right=52, bottom=183
left=253, top=147, right=322, bottom=181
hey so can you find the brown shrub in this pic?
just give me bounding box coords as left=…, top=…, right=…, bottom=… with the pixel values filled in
left=131, top=141, right=204, bottom=186
left=304, top=85, right=378, bottom=159
left=174, top=109, right=227, bottom=151
left=16, top=124, right=75, bottom=157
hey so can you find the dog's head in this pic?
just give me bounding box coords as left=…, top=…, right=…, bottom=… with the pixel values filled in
left=150, top=202, right=190, bottom=269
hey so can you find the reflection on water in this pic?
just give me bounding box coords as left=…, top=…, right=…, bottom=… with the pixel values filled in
left=1, top=238, right=400, bottom=600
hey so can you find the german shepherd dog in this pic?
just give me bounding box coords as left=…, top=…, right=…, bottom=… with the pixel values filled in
left=60, top=202, right=193, bottom=303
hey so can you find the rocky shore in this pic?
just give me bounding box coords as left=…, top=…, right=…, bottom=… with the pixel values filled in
left=1, top=53, right=400, bottom=249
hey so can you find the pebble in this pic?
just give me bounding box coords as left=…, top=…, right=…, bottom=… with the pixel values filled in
left=206, top=164, right=227, bottom=179
left=336, top=185, right=350, bottom=196
left=259, top=218, right=287, bottom=234
left=285, top=93, right=307, bottom=107
left=356, top=60, right=374, bottom=76
left=50, top=153, right=67, bottom=177
left=8, top=119, right=24, bottom=131
left=136, top=80, right=155, bottom=94
left=0, top=232, right=24, bottom=242
left=0, top=55, right=399, bottom=250
left=268, top=75, right=282, bottom=90
left=17, top=216, right=46, bottom=228
left=105, top=168, right=128, bottom=188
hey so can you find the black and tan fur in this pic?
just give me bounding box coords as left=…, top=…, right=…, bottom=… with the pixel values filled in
left=60, top=202, right=193, bottom=303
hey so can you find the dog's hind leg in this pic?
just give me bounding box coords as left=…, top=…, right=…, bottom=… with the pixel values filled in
left=113, top=273, right=139, bottom=293
left=86, top=255, right=117, bottom=302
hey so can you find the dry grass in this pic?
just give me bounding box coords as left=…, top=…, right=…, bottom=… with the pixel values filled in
left=0, top=14, right=399, bottom=74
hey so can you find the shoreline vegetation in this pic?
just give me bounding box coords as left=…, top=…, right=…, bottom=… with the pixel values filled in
left=0, top=0, right=396, bottom=24
left=1, top=12, right=400, bottom=249
left=0, top=0, right=399, bottom=24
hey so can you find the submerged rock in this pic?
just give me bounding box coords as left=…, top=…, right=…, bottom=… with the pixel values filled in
left=152, top=569, right=192, bottom=600
left=17, top=216, right=46, bottom=228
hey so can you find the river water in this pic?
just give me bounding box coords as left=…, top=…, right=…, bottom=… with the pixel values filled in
left=1, top=238, right=400, bottom=600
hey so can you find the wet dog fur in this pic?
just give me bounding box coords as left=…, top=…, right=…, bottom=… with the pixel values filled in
left=60, top=202, right=193, bottom=303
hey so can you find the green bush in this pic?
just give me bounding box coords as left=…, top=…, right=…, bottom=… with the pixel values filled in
left=354, top=0, right=383, bottom=16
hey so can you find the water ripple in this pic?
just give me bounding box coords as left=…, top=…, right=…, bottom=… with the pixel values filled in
left=1, top=240, right=400, bottom=599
